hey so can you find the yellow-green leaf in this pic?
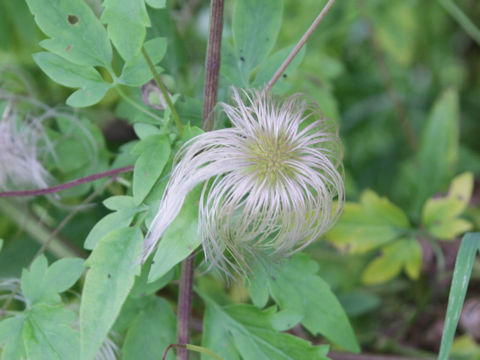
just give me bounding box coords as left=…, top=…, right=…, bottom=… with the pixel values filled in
left=327, top=190, right=410, bottom=253
left=422, top=172, right=473, bottom=239
left=423, top=172, right=473, bottom=224
left=362, top=238, right=422, bottom=285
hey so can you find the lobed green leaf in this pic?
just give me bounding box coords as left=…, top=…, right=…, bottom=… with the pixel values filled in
left=26, top=0, right=112, bottom=67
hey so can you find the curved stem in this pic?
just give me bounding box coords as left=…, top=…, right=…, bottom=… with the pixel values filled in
left=142, top=47, right=184, bottom=135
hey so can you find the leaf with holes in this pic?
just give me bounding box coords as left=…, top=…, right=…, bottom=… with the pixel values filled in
left=232, top=0, right=283, bottom=83
left=253, top=44, right=306, bottom=94
left=26, top=0, right=111, bottom=67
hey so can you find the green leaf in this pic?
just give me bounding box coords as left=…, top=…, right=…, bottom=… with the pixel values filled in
left=326, top=190, right=410, bottom=253
left=362, top=237, right=422, bottom=284
left=26, top=0, right=112, bottom=67
left=0, top=239, right=3, bottom=252
left=103, top=195, right=136, bottom=211
left=122, top=297, right=176, bottom=360
left=145, top=0, right=166, bottom=9
left=43, top=258, right=85, bottom=294
left=129, top=257, right=174, bottom=299
left=21, top=255, right=84, bottom=306
left=439, top=233, right=480, bottom=360
left=84, top=208, right=139, bottom=250
left=253, top=45, right=306, bottom=94
left=102, top=0, right=150, bottom=61
left=413, top=89, right=459, bottom=213
left=22, top=304, right=79, bottom=360
left=249, top=253, right=359, bottom=352
left=132, top=134, right=170, bottom=205
left=0, top=315, right=26, bottom=360
left=232, top=0, right=283, bottom=82
left=148, top=187, right=201, bottom=282
left=33, top=52, right=111, bottom=107
left=21, top=255, right=48, bottom=305
left=54, top=138, right=90, bottom=172
left=422, top=172, right=473, bottom=240
left=221, top=42, right=247, bottom=88
left=201, top=296, right=330, bottom=360
left=119, top=37, right=167, bottom=86
left=80, top=227, right=143, bottom=360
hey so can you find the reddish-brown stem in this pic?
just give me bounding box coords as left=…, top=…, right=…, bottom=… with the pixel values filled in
left=266, top=0, right=336, bottom=91
left=176, top=254, right=196, bottom=360
left=0, top=165, right=133, bottom=198
left=201, top=0, right=225, bottom=131
left=176, top=1, right=224, bottom=359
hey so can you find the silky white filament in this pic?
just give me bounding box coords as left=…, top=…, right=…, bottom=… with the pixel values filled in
left=144, top=88, right=344, bottom=275
left=0, top=100, right=51, bottom=191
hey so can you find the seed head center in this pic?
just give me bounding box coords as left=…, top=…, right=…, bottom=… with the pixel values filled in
left=247, top=134, right=294, bottom=184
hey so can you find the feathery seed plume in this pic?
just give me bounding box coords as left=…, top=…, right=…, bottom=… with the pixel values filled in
left=144, top=88, right=344, bottom=275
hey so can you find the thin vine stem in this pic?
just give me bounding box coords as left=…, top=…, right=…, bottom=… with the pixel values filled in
left=266, top=0, right=336, bottom=91
left=0, top=166, right=133, bottom=198
left=141, top=47, right=184, bottom=135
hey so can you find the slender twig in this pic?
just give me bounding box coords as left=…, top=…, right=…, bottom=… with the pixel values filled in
left=201, top=0, right=225, bottom=131
left=266, top=0, right=336, bottom=91
left=357, top=0, right=418, bottom=150
left=0, top=166, right=133, bottom=198
left=0, top=178, right=113, bottom=318
left=142, top=47, right=184, bottom=135
left=438, top=0, right=480, bottom=46
left=176, top=1, right=224, bottom=360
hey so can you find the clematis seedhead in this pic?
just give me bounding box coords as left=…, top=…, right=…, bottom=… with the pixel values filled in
left=144, top=88, right=344, bottom=276
left=0, top=101, right=51, bottom=192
